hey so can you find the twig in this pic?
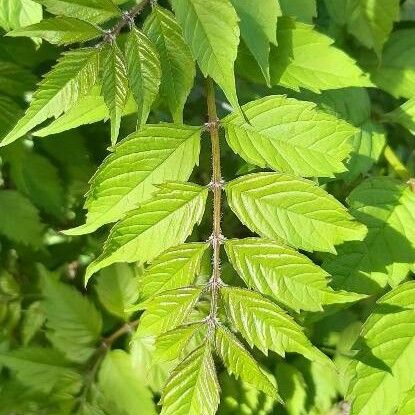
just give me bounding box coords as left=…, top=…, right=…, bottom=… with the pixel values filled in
left=99, top=0, right=150, bottom=45
left=205, top=77, right=224, bottom=332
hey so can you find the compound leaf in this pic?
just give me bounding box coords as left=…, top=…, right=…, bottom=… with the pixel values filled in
left=125, top=27, right=161, bottom=127
left=135, top=287, right=202, bottom=338
left=221, top=287, right=332, bottom=367
left=85, top=182, right=208, bottom=283
left=160, top=344, right=220, bottom=415
left=215, top=324, right=278, bottom=400
left=230, top=0, right=279, bottom=85
left=143, top=6, right=195, bottom=123
left=323, top=177, right=415, bottom=294
left=223, top=95, right=356, bottom=177
left=0, top=47, right=100, bottom=146
left=170, top=0, right=240, bottom=109
left=65, top=124, right=201, bottom=235
left=347, top=282, right=415, bottom=415
left=225, top=238, right=333, bottom=312
left=225, top=172, right=367, bottom=253
left=270, top=17, right=371, bottom=92
left=139, top=242, right=209, bottom=301
left=101, top=42, right=129, bottom=145
left=32, top=0, right=121, bottom=24
left=7, top=16, right=102, bottom=45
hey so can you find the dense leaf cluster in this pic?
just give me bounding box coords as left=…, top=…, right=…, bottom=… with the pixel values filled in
left=0, top=1, right=414, bottom=415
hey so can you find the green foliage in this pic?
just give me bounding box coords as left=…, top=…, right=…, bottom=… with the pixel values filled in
left=143, top=6, right=195, bottom=122
left=223, top=95, right=356, bottom=177
left=1, top=1, right=415, bottom=414
left=7, top=16, right=102, bottom=45
left=225, top=172, right=367, bottom=253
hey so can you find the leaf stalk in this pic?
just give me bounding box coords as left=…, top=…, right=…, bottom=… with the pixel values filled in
left=205, top=77, right=224, bottom=329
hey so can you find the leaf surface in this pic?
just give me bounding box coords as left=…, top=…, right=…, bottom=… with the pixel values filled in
left=223, top=95, right=356, bottom=177
left=7, top=16, right=101, bottom=45
left=347, top=282, right=415, bottom=415
left=160, top=344, right=220, bottom=415
left=215, top=324, right=278, bottom=399
left=139, top=242, right=209, bottom=301
left=323, top=178, right=415, bottom=294
left=101, top=42, right=129, bottom=145
left=85, top=182, right=208, bottom=282
left=221, top=287, right=332, bottom=366
left=125, top=27, right=161, bottom=127
left=143, top=6, right=195, bottom=122
left=135, top=287, right=202, bottom=338
left=170, top=0, right=240, bottom=108
left=226, top=172, right=367, bottom=253
left=1, top=47, right=100, bottom=146
left=65, top=124, right=201, bottom=235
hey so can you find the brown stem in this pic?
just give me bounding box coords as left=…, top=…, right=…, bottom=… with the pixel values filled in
left=101, top=0, right=150, bottom=43
left=100, top=319, right=139, bottom=349
left=205, top=77, right=223, bottom=327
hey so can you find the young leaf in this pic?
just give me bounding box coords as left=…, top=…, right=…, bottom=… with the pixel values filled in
left=101, top=42, right=129, bottom=145
left=0, top=190, right=43, bottom=247
left=33, top=85, right=137, bottom=137
left=221, top=287, right=332, bottom=367
left=32, top=0, right=121, bottom=24
left=215, top=324, right=278, bottom=400
left=0, top=0, right=42, bottom=31
left=223, top=95, right=356, bottom=177
left=40, top=270, right=102, bottom=363
left=323, top=177, right=415, bottom=294
left=266, top=17, right=371, bottom=92
left=135, top=287, right=202, bottom=338
left=397, top=387, right=415, bottom=415
left=143, top=6, right=195, bottom=123
left=85, top=182, right=208, bottom=283
left=170, top=0, right=240, bottom=109
left=225, top=238, right=333, bottom=312
left=139, top=242, right=209, bottom=301
left=0, top=47, right=100, bottom=146
left=7, top=16, right=102, bottom=45
left=347, top=281, right=415, bottom=415
left=98, top=350, right=157, bottom=415
left=345, top=0, right=400, bottom=57
left=154, top=323, right=204, bottom=363
left=95, top=263, right=139, bottom=321
left=0, top=347, right=82, bottom=397
left=65, top=124, right=202, bottom=235
left=125, top=27, right=161, bottom=127
left=225, top=172, right=367, bottom=253
left=230, top=0, right=279, bottom=85
left=371, top=29, right=415, bottom=99
left=160, top=344, right=220, bottom=415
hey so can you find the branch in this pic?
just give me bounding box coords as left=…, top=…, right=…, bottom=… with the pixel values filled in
left=205, top=77, right=224, bottom=330
left=100, top=0, right=151, bottom=44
